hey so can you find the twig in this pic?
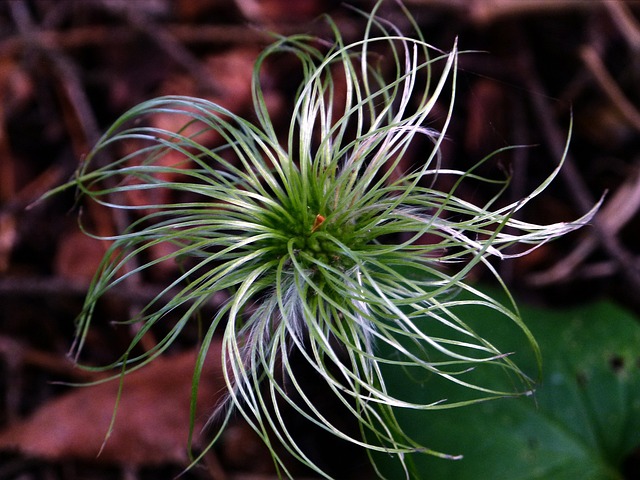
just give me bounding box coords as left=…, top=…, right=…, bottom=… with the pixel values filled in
left=514, top=35, right=640, bottom=292
left=0, top=275, right=227, bottom=312
left=604, top=0, right=640, bottom=52
left=96, top=0, right=222, bottom=95
left=7, top=1, right=100, bottom=155
left=580, top=44, right=640, bottom=133
left=0, top=25, right=271, bottom=58
left=404, top=0, right=603, bottom=24
left=577, top=256, right=640, bottom=280
left=529, top=167, right=640, bottom=285
left=0, top=334, right=100, bottom=382
left=9, top=0, right=171, bottom=352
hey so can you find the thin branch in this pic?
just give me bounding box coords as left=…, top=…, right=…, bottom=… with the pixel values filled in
left=404, top=0, right=604, bottom=25
left=7, top=1, right=100, bottom=154
left=0, top=334, right=100, bottom=381
left=0, top=275, right=227, bottom=310
left=514, top=37, right=640, bottom=291
left=604, top=0, right=640, bottom=52
left=528, top=166, right=640, bottom=285
left=580, top=44, right=640, bottom=133
left=95, top=0, right=223, bottom=95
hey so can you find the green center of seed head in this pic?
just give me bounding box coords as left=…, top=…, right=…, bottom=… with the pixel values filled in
left=269, top=205, right=357, bottom=274
left=290, top=214, right=334, bottom=263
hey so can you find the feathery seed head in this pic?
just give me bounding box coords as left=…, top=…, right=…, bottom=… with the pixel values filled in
left=49, top=2, right=600, bottom=478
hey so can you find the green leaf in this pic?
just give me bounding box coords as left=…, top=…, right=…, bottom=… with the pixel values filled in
left=375, top=293, right=640, bottom=479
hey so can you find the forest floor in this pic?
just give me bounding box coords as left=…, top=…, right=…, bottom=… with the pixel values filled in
left=1, top=0, right=639, bottom=479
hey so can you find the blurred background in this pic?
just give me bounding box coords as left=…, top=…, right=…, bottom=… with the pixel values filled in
left=0, top=0, right=639, bottom=479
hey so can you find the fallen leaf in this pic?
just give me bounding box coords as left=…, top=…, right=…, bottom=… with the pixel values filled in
left=0, top=212, right=17, bottom=272
left=54, top=229, right=108, bottom=282
left=233, top=0, right=333, bottom=24
left=0, top=341, right=225, bottom=467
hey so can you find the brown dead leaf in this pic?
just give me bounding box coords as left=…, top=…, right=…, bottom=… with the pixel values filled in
left=174, top=0, right=227, bottom=21
left=234, top=0, right=334, bottom=25
left=116, top=47, right=262, bottom=211
left=464, top=78, right=507, bottom=156
left=107, top=47, right=278, bottom=279
left=0, top=212, right=17, bottom=272
left=54, top=229, right=108, bottom=282
left=0, top=341, right=225, bottom=467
